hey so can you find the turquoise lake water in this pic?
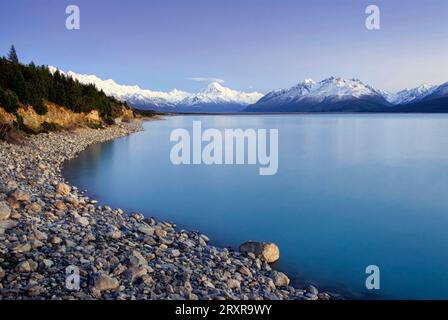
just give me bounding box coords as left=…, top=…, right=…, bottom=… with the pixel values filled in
left=63, top=115, right=448, bottom=299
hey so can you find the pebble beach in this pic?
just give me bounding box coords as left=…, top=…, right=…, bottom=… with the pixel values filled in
left=0, top=120, right=332, bottom=300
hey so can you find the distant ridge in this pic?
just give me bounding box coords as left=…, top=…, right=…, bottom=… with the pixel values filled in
left=245, top=77, right=448, bottom=113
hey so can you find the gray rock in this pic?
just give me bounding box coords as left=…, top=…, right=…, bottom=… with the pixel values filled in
left=33, top=228, right=48, bottom=241
left=0, top=201, right=11, bottom=221
left=4, top=180, right=18, bottom=193
left=132, top=213, right=145, bottom=221
left=138, top=225, right=154, bottom=236
left=307, top=285, right=319, bottom=295
left=181, top=268, right=192, bottom=283
left=93, top=273, right=120, bottom=292
left=12, top=242, right=31, bottom=253
left=107, top=227, right=122, bottom=239
left=305, top=293, right=318, bottom=300
left=227, top=279, right=241, bottom=290
left=50, top=236, right=62, bottom=244
left=28, top=285, right=45, bottom=297
left=0, top=219, right=18, bottom=235
left=27, top=202, right=42, bottom=213
left=237, top=266, right=253, bottom=277
left=318, top=292, right=331, bottom=300
left=128, top=250, right=147, bottom=268
left=270, top=270, right=290, bottom=287
left=17, top=260, right=32, bottom=273
left=42, top=259, right=54, bottom=268
left=170, top=249, right=181, bottom=257
left=10, top=189, right=31, bottom=202
left=76, top=216, right=89, bottom=226
left=155, top=227, right=167, bottom=238
left=124, top=266, right=148, bottom=283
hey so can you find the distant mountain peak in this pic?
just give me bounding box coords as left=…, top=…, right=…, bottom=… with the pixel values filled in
left=247, top=76, right=390, bottom=112
left=314, top=77, right=381, bottom=97
left=262, top=77, right=382, bottom=104
left=206, top=81, right=225, bottom=91
left=302, top=78, right=316, bottom=86
left=181, top=82, right=263, bottom=107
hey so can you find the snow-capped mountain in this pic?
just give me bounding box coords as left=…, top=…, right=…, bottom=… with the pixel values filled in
left=48, top=66, right=262, bottom=112
left=388, top=82, right=448, bottom=112
left=246, top=77, right=390, bottom=112
left=260, top=77, right=383, bottom=102
left=180, top=81, right=263, bottom=111
left=387, top=84, right=437, bottom=104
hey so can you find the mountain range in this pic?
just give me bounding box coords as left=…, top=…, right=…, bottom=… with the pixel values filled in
left=48, top=67, right=448, bottom=113
left=48, top=66, right=263, bottom=112
left=245, top=77, right=448, bottom=113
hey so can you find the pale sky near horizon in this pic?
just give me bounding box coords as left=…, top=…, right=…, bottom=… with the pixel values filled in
left=0, top=0, right=447, bottom=93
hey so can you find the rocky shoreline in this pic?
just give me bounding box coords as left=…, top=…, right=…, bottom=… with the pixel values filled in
left=0, top=120, right=332, bottom=300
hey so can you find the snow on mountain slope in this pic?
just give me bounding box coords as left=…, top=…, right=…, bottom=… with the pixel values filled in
left=256, top=77, right=384, bottom=105
left=48, top=66, right=190, bottom=107
left=387, top=84, right=437, bottom=104
left=48, top=66, right=262, bottom=109
left=181, top=81, right=263, bottom=106
left=422, top=82, right=448, bottom=100
left=47, top=66, right=448, bottom=112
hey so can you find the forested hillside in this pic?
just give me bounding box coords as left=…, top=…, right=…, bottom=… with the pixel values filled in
left=0, top=45, right=128, bottom=123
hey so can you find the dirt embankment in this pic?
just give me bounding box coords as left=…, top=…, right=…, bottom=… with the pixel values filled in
left=0, top=103, right=135, bottom=132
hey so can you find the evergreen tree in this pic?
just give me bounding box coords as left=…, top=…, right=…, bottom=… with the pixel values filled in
left=0, top=89, right=20, bottom=113
left=33, top=99, right=48, bottom=115
left=8, top=45, right=19, bottom=63
left=9, top=68, right=27, bottom=102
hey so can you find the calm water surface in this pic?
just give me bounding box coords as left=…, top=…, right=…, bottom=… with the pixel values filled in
left=63, top=115, right=448, bottom=299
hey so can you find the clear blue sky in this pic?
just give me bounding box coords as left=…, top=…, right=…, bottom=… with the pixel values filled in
left=0, top=0, right=447, bottom=93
